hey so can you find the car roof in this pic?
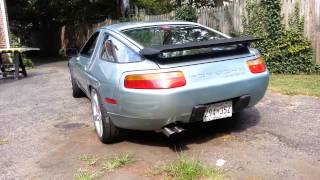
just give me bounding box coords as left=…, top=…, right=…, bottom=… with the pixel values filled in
left=101, top=21, right=201, bottom=32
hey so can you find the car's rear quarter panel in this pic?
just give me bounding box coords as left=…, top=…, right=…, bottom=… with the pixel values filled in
left=95, top=59, right=160, bottom=114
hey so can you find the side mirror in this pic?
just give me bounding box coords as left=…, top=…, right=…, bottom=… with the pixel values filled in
left=66, top=48, right=79, bottom=57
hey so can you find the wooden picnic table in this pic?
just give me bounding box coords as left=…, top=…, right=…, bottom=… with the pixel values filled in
left=0, top=48, right=40, bottom=80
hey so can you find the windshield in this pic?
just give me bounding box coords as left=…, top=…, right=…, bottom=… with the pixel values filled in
left=122, top=25, right=225, bottom=47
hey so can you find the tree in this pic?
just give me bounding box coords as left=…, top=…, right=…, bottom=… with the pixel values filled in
left=7, top=0, right=119, bottom=28
left=5, top=1, right=122, bottom=54
left=7, top=0, right=121, bottom=53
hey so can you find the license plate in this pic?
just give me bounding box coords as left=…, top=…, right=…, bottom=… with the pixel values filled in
left=203, top=101, right=232, bottom=122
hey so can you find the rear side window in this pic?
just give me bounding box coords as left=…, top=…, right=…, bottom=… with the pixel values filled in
left=101, top=35, right=142, bottom=63
left=81, top=32, right=99, bottom=57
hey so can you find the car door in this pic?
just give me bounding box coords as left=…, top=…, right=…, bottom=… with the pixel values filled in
left=75, top=31, right=100, bottom=93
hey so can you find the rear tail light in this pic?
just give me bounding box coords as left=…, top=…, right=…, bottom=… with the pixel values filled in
left=124, top=71, right=186, bottom=89
left=247, top=57, right=266, bottom=73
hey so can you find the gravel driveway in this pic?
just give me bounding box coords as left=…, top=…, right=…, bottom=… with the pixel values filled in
left=0, top=60, right=319, bottom=180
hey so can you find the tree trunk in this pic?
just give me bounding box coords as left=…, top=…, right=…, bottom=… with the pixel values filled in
left=115, top=0, right=122, bottom=19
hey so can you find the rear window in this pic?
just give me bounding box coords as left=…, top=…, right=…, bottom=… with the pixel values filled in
left=122, top=25, right=225, bottom=47
left=122, top=25, right=246, bottom=59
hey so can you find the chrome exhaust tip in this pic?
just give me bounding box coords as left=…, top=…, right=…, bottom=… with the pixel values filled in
left=161, top=125, right=185, bottom=137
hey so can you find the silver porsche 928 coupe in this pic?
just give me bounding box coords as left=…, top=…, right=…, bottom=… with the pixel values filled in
left=68, top=21, right=269, bottom=143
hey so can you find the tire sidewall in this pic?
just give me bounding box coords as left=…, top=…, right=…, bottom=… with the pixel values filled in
left=70, top=73, right=85, bottom=98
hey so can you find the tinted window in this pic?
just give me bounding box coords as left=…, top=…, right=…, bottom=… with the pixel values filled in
left=80, top=32, right=99, bottom=57
left=101, top=35, right=142, bottom=63
left=122, top=25, right=225, bottom=47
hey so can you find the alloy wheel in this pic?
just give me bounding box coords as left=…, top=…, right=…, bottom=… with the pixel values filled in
left=91, top=89, right=103, bottom=138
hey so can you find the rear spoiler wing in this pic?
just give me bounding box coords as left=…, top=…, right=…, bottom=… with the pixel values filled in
left=139, top=36, right=261, bottom=58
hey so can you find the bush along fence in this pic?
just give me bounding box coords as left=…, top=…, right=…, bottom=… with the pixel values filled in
left=242, top=0, right=319, bottom=74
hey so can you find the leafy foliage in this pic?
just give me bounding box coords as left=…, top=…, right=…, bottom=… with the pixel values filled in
left=132, top=0, right=232, bottom=14
left=9, top=33, right=23, bottom=48
left=131, top=0, right=173, bottom=14
left=175, top=6, right=198, bottom=22
left=22, top=57, right=34, bottom=69
left=242, top=0, right=319, bottom=74
left=262, top=0, right=282, bottom=41
left=181, top=0, right=232, bottom=8
left=7, top=0, right=123, bottom=48
left=7, top=0, right=120, bottom=26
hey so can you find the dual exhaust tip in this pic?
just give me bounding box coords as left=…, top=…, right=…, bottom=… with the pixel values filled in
left=161, top=125, right=185, bottom=137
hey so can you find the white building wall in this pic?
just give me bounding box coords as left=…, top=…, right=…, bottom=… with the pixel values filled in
left=0, top=0, right=10, bottom=48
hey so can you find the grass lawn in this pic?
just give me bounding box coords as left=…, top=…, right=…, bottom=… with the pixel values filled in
left=269, top=75, right=320, bottom=97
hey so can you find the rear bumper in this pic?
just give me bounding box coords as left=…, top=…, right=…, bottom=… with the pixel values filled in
left=107, top=72, right=269, bottom=130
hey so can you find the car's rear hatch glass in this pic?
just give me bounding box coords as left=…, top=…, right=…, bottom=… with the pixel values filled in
left=122, top=24, right=225, bottom=47
left=122, top=24, right=253, bottom=64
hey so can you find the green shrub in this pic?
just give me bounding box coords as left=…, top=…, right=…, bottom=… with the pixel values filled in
left=10, top=33, right=22, bottom=48
left=242, top=0, right=319, bottom=74
left=175, top=5, right=197, bottom=22
left=22, top=56, right=34, bottom=68
left=132, top=0, right=172, bottom=14
left=266, top=28, right=316, bottom=74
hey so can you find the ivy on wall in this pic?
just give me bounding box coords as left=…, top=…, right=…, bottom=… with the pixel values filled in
left=262, top=0, right=282, bottom=41
left=242, top=0, right=319, bottom=74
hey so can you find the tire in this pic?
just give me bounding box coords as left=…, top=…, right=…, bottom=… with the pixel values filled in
left=71, top=75, right=85, bottom=98
left=90, top=88, right=123, bottom=143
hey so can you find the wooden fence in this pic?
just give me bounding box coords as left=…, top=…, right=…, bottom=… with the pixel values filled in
left=60, top=0, right=320, bottom=63
left=60, top=19, right=118, bottom=50
left=197, top=0, right=245, bottom=35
